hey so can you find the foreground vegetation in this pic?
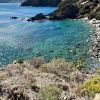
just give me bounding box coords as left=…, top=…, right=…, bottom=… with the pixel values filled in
left=0, top=58, right=100, bottom=100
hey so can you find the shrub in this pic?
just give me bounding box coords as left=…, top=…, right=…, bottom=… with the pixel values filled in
left=27, top=57, right=45, bottom=68
left=78, top=76, right=100, bottom=97
left=40, top=58, right=72, bottom=74
left=73, top=59, right=85, bottom=70
left=38, top=85, right=61, bottom=100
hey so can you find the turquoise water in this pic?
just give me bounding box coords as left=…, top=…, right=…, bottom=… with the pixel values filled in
left=0, top=3, right=92, bottom=66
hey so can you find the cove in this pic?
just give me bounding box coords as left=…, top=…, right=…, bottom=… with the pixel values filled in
left=0, top=3, right=92, bottom=66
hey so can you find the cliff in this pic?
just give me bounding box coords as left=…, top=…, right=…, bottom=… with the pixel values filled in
left=21, top=0, right=61, bottom=7
left=49, top=0, right=100, bottom=20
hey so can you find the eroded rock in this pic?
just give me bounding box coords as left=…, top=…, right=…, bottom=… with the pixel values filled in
left=27, top=13, right=47, bottom=21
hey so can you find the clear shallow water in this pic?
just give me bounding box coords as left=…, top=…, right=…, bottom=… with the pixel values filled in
left=0, top=3, right=92, bottom=66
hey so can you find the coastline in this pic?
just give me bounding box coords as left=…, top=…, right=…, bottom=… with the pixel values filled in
left=0, top=18, right=100, bottom=99
left=0, top=0, right=100, bottom=99
left=88, top=18, right=100, bottom=68
left=82, top=17, right=100, bottom=68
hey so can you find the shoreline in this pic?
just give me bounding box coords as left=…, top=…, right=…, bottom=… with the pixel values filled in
left=0, top=18, right=100, bottom=100
left=82, top=17, right=100, bottom=68
left=88, top=18, right=100, bottom=68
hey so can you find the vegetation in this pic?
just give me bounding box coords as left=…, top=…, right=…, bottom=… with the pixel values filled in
left=1, top=58, right=100, bottom=100
left=40, top=58, right=72, bottom=74
left=38, top=85, right=62, bottom=100
left=73, top=59, right=85, bottom=70
left=79, top=76, right=100, bottom=97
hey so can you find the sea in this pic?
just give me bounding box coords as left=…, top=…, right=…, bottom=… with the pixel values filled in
left=0, top=3, right=93, bottom=67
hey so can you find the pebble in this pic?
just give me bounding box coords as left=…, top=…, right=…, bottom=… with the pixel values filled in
left=89, top=19, right=100, bottom=67
left=94, top=93, right=100, bottom=100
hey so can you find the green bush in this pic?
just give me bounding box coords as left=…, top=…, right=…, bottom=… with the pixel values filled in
left=40, top=58, right=72, bottom=74
left=79, top=76, right=100, bottom=97
left=38, top=85, right=61, bottom=100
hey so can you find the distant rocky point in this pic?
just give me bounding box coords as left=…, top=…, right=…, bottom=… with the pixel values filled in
left=21, top=0, right=100, bottom=21
left=49, top=0, right=100, bottom=20
left=0, top=0, right=24, bottom=3
left=21, top=0, right=61, bottom=7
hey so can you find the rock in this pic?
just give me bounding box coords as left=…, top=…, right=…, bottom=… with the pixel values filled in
left=27, top=13, right=47, bottom=21
left=88, top=6, right=100, bottom=20
left=13, top=59, right=24, bottom=64
left=31, top=85, right=40, bottom=93
left=21, top=0, right=61, bottom=7
left=0, top=85, right=3, bottom=97
left=49, top=0, right=100, bottom=20
left=5, top=86, right=29, bottom=100
left=10, top=16, right=18, bottom=19
left=49, top=4, right=79, bottom=20
left=78, top=2, right=97, bottom=15
left=94, top=93, right=100, bottom=100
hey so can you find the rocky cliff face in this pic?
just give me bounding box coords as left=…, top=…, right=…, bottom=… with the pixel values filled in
left=49, top=0, right=100, bottom=20
left=21, top=0, right=61, bottom=7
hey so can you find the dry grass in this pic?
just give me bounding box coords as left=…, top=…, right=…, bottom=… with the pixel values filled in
left=40, top=58, right=72, bottom=75
left=38, top=85, right=62, bottom=100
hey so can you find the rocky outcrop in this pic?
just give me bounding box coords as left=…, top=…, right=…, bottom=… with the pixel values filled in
left=20, top=0, right=100, bottom=21
left=27, top=13, right=47, bottom=21
left=77, top=0, right=100, bottom=19
left=49, top=0, right=100, bottom=20
left=21, top=0, right=61, bottom=7
left=49, top=4, right=79, bottom=20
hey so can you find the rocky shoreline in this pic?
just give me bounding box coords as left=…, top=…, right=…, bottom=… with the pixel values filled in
left=1, top=14, right=100, bottom=100
left=0, top=19, right=100, bottom=98
left=88, top=18, right=100, bottom=67
left=1, top=0, right=100, bottom=99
